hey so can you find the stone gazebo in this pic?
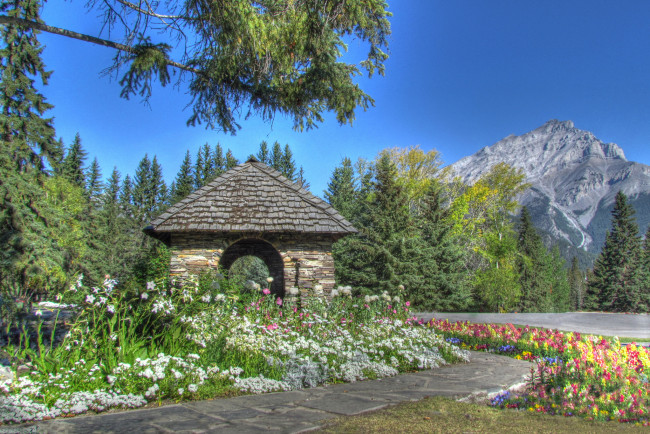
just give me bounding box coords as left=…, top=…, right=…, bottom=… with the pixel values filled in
left=144, top=157, right=357, bottom=297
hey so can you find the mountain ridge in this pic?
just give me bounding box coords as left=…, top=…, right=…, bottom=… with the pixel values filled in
left=450, top=119, right=650, bottom=264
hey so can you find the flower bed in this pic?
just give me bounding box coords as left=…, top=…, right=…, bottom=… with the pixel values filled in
left=0, top=280, right=468, bottom=424
left=428, top=318, right=650, bottom=426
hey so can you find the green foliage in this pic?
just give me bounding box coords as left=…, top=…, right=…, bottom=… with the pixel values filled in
left=325, top=157, right=358, bottom=222
left=171, top=150, right=193, bottom=203
left=0, top=0, right=65, bottom=302
left=228, top=255, right=270, bottom=289
left=256, top=141, right=270, bottom=164
left=59, top=133, right=87, bottom=189
left=86, top=157, right=103, bottom=204
left=128, top=243, right=171, bottom=290
left=225, top=149, right=238, bottom=169
left=332, top=155, right=470, bottom=311
left=281, top=144, right=296, bottom=181
left=119, top=37, right=172, bottom=101
left=640, top=227, right=650, bottom=311
left=179, top=0, right=392, bottom=132
left=568, top=256, right=585, bottom=310
left=586, top=191, right=644, bottom=312
left=517, top=206, right=551, bottom=312
left=410, top=184, right=471, bottom=311
left=473, top=262, right=520, bottom=312
left=212, top=143, right=226, bottom=177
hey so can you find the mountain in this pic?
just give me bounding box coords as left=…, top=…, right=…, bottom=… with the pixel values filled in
left=451, top=119, right=650, bottom=266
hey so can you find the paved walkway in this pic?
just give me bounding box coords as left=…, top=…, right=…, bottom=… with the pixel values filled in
left=27, top=352, right=531, bottom=434
left=419, top=312, right=650, bottom=339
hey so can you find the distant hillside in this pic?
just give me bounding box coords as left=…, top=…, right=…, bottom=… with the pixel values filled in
left=451, top=119, right=650, bottom=266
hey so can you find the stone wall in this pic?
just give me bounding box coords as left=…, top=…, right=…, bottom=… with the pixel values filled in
left=167, top=232, right=338, bottom=297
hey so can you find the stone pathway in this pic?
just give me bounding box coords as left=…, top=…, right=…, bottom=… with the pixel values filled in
left=23, top=352, right=531, bottom=434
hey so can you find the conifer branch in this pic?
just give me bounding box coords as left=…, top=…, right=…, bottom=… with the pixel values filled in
left=0, top=15, right=198, bottom=73
left=113, top=0, right=184, bottom=20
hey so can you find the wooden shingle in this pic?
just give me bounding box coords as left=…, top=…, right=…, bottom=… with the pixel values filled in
left=147, top=158, right=357, bottom=235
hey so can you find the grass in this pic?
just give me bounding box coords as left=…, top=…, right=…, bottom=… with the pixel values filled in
left=316, top=396, right=645, bottom=433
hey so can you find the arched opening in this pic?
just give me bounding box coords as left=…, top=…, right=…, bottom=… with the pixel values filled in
left=228, top=256, right=270, bottom=290
left=219, top=239, right=285, bottom=297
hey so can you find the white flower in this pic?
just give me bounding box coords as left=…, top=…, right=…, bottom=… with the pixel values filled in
left=201, top=294, right=211, bottom=303
left=364, top=295, right=371, bottom=303
left=103, top=277, right=117, bottom=294
left=330, top=289, right=339, bottom=298
left=188, top=384, right=198, bottom=393
left=178, top=388, right=184, bottom=395
left=107, top=304, right=115, bottom=314
left=288, top=287, right=300, bottom=296
left=141, top=293, right=149, bottom=300
left=85, top=294, right=95, bottom=304
left=107, top=375, right=116, bottom=385
left=35, top=310, right=43, bottom=317
left=215, top=294, right=226, bottom=302
left=147, top=281, right=156, bottom=291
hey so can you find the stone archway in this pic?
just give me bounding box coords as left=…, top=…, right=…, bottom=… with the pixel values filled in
left=219, top=238, right=285, bottom=297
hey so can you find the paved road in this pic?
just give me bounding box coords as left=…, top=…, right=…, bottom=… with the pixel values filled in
left=22, top=352, right=531, bottom=434
left=419, top=312, right=650, bottom=339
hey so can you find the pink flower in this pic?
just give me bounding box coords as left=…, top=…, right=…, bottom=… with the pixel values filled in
left=405, top=301, right=410, bottom=307
left=276, top=297, right=283, bottom=306
left=262, top=288, right=271, bottom=295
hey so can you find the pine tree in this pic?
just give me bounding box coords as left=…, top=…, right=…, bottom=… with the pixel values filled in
left=171, top=150, right=193, bottom=203
left=639, top=227, right=650, bottom=312
left=568, top=256, right=585, bottom=311
left=149, top=156, right=168, bottom=218
left=98, top=168, right=127, bottom=279
left=334, top=155, right=411, bottom=294
left=325, top=157, right=357, bottom=222
left=119, top=174, right=134, bottom=219
left=547, top=245, right=570, bottom=312
left=587, top=191, right=643, bottom=312
left=296, top=166, right=310, bottom=190
left=86, top=157, right=103, bottom=205
left=225, top=149, right=238, bottom=170
left=50, top=137, right=65, bottom=175
left=517, top=206, right=550, bottom=312
left=213, top=143, right=226, bottom=177
left=132, top=154, right=152, bottom=224
left=61, top=133, right=88, bottom=189
left=193, top=147, right=205, bottom=189
left=412, top=183, right=471, bottom=311
left=281, top=144, right=296, bottom=181
left=0, top=0, right=65, bottom=299
left=270, top=141, right=283, bottom=172
left=256, top=141, right=270, bottom=164
left=198, top=143, right=213, bottom=185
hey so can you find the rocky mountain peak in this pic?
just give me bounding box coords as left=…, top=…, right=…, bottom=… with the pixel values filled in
left=453, top=120, right=627, bottom=184
left=451, top=120, right=650, bottom=262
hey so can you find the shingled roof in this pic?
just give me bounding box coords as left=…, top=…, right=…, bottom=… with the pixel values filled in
left=146, top=158, right=357, bottom=235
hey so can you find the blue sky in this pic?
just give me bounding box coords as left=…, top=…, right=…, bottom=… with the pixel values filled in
left=36, top=1, right=650, bottom=197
